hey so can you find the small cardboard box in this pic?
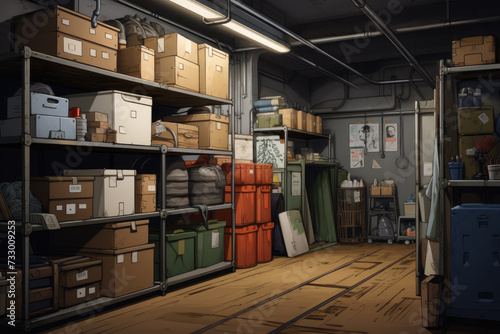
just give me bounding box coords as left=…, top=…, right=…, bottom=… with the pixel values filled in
left=154, top=56, right=199, bottom=92
left=162, top=114, right=229, bottom=150
left=297, top=110, right=307, bottom=130
left=144, top=32, right=198, bottom=64
left=380, top=186, right=393, bottom=196
left=306, top=113, right=316, bottom=132
left=135, top=194, right=156, bottom=213
left=151, top=121, right=199, bottom=148
left=85, top=133, right=106, bottom=142
left=77, top=243, right=154, bottom=297
left=87, top=127, right=106, bottom=134
left=198, top=44, right=229, bottom=99
left=421, top=276, right=442, bottom=328
left=278, top=109, right=298, bottom=129
left=118, top=45, right=155, bottom=81
left=457, top=106, right=494, bottom=135
left=370, top=186, right=381, bottom=196
left=452, top=35, right=496, bottom=67
left=83, top=112, right=108, bottom=123
left=315, top=115, right=323, bottom=134
left=404, top=202, right=416, bottom=217
left=135, top=174, right=156, bottom=195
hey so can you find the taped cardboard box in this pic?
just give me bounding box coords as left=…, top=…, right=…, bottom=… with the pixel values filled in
left=162, top=114, right=229, bottom=150
left=77, top=243, right=154, bottom=297
left=452, top=35, right=496, bottom=67
left=154, top=56, right=200, bottom=92
left=144, top=32, right=198, bottom=64
left=118, top=45, right=155, bottom=81
left=457, top=106, right=494, bottom=135
left=135, top=174, right=156, bottom=195
left=151, top=121, right=199, bottom=148
left=278, top=109, right=298, bottom=129
left=31, top=176, right=94, bottom=221
left=198, top=44, right=229, bottom=99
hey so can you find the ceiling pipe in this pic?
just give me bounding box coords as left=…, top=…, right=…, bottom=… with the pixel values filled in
left=351, top=0, right=435, bottom=89
left=290, top=16, right=500, bottom=46
left=230, top=0, right=421, bottom=86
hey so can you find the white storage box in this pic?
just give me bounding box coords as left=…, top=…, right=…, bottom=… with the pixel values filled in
left=229, top=134, right=253, bottom=162
left=66, top=90, right=152, bottom=146
left=7, top=93, right=69, bottom=119
left=0, top=115, right=76, bottom=139
left=64, top=169, right=136, bottom=217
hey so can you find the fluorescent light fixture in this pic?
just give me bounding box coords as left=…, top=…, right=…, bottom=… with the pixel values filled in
left=169, top=0, right=290, bottom=53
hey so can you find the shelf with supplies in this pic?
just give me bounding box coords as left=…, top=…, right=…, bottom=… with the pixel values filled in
left=0, top=47, right=236, bottom=332
left=367, top=185, right=399, bottom=244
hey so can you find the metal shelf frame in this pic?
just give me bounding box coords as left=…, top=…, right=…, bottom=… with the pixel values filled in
left=0, top=48, right=236, bottom=332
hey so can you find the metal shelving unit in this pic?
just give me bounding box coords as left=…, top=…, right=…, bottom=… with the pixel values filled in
left=367, top=188, right=399, bottom=244
left=0, top=47, right=235, bottom=332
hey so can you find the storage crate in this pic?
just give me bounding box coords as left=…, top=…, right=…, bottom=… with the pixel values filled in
left=421, top=276, right=442, bottom=328
left=222, top=185, right=256, bottom=226
left=193, top=220, right=226, bottom=268
left=278, top=109, right=298, bottom=129
left=221, top=162, right=256, bottom=185
left=256, top=185, right=272, bottom=223
left=337, top=187, right=366, bottom=242
left=257, top=222, right=274, bottom=263
left=224, top=224, right=258, bottom=269
left=256, top=112, right=282, bottom=128
left=151, top=230, right=196, bottom=279
left=255, top=164, right=273, bottom=185
left=452, top=35, right=496, bottom=67
left=457, top=106, right=494, bottom=135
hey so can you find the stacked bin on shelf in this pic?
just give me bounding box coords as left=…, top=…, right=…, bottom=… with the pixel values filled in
left=255, top=164, right=274, bottom=263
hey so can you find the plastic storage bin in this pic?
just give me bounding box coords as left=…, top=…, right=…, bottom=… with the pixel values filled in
left=193, top=220, right=226, bottom=268
left=151, top=230, right=196, bottom=279
left=448, top=162, right=464, bottom=180
left=256, top=185, right=272, bottom=223
left=257, top=222, right=274, bottom=263
left=488, top=164, right=500, bottom=180
left=254, top=163, right=273, bottom=184
left=221, top=162, right=256, bottom=185
left=224, top=224, right=258, bottom=269
left=221, top=185, right=256, bottom=226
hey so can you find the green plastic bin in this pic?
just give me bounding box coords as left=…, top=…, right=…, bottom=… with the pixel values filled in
left=194, top=220, right=227, bottom=268
left=150, top=229, right=196, bottom=279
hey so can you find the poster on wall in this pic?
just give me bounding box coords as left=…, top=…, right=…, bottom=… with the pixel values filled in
left=350, top=148, right=364, bottom=168
left=384, top=123, right=398, bottom=152
left=349, top=123, right=379, bottom=152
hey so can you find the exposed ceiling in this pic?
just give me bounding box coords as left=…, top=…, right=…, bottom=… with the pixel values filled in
left=127, top=0, right=500, bottom=82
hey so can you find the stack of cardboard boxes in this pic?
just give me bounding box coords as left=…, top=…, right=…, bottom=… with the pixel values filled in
left=256, top=108, right=323, bottom=134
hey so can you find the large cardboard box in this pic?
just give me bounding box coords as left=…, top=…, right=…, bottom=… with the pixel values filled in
left=77, top=243, right=154, bottom=297
left=452, top=35, right=496, bottom=67
left=64, top=169, right=136, bottom=217
left=421, top=276, right=442, bottom=328
left=151, top=121, right=199, bottom=148
left=457, top=106, right=494, bottom=135
left=162, top=114, right=229, bottom=150
left=117, top=45, right=155, bottom=81
left=459, top=135, right=499, bottom=179
left=297, top=110, right=306, bottom=130
left=31, top=176, right=94, bottom=221
left=306, top=113, right=316, bottom=132
left=278, top=109, right=298, bottom=129
left=198, top=44, right=229, bottom=99
left=67, top=90, right=153, bottom=146
left=144, top=33, right=198, bottom=64
left=154, top=56, right=200, bottom=92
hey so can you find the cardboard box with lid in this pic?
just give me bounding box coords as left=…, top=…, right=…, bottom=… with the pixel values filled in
left=144, top=32, right=198, bottom=64
left=117, top=45, right=155, bottom=81
left=452, top=35, right=496, bottom=67
left=154, top=56, right=200, bottom=92
left=151, top=121, right=199, bottom=148
left=198, top=44, right=229, bottom=99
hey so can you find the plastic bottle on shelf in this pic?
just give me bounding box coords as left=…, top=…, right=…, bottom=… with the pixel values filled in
left=76, top=114, right=87, bottom=141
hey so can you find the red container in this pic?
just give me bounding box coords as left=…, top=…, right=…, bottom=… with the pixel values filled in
left=255, top=185, right=272, bottom=223
left=224, top=224, right=258, bottom=268
left=216, top=185, right=256, bottom=226
left=255, top=164, right=273, bottom=184
left=257, top=222, right=274, bottom=263
left=221, top=162, right=256, bottom=185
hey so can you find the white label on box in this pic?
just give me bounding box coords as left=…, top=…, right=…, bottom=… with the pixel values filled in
left=185, top=42, right=191, bottom=54
left=291, top=172, right=301, bottom=196
left=131, top=110, right=137, bottom=118
left=148, top=185, right=156, bottom=192
left=56, top=205, right=63, bottom=211
left=144, top=53, right=149, bottom=61
left=132, top=251, right=138, bottom=263
left=117, top=254, right=124, bottom=264
left=69, top=184, right=82, bottom=193
left=157, top=38, right=165, bottom=53
left=61, top=18, right=70, bottom=26
left=216, top=65, right=222, bottom=72
left=354, top=190, right=361, bottom=203
left=155, top=124, right=166, bottom=134
left=424, top=162, right=433, bottom=176
left=87, top=28, right=95, bottom=35
left=119, top=126, right=126, bottom=134
left=102, top=51, right=110, bottom=60
left=79, top=203, right=87, bottom=209
left=63, top=37, right=82, bottom=56
left=478, top=112, right=489, bottom=124
left=66, top=203, right=76, bottom=215
left=250, top=169, right=254, bottom=174
left=178, top=63, right=184, bottom=70
left=105, top=33, right=113, bottom=40
left=90, top=48, right=97, bottom=58
left=89, top=287, right=96, bottom=294
left=211, top=231, right=220, bottom=248
left=217, top=122, right=221, bottom=130
left=77, top=287, right=86, bottom=299
left=76, top=270, right=88, bottom=281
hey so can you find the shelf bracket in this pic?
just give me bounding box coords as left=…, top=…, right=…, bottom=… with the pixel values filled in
left=439, top=178, right=448, bottom=190
left=160, top=209, right=168, bottom=219
left=22, top=133, right=32, bottom=147
left=160, top=281, right=168, bottom=294
left=20, top=222, right=32, bottom=236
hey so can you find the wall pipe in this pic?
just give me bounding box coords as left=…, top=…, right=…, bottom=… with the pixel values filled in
left=320, top=109, right=415, bottom=120
left=351, top=0, right=435, bottom=89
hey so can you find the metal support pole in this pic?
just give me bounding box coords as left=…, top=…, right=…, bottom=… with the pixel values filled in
left=414, top=101, right=421, bottom=296
left=160, top=147, right=167, bottom=288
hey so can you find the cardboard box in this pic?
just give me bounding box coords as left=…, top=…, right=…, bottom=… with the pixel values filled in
left=118, top=45, right=155, bottom=81
left=85, top=132, right=106, bottom=142
left=83, top=112, right=108, bottom=123
left=50, top=256, right=102, bottom=288
left=77, top=243, right=155, bottom=297
left=256, top=112, right=282, bottom=128
left=144, top=32, right=198, bottom=64
left=87, top=121, right=109, bottom=129
left=31, top=176, right=94, bottom=221
left=459, top=135, right=499, bottom=179
left=106, top=132, right=117, bottom=143
left=315, top=115, right=323, bottom=134
left=162, top=114, right=229, bottom=150
left=87, top=127, right=107, bottom=134
left=58, top=282, right=100, bottom=308
left=154, top=56, right=200, bottom=92
left=64, top=169, right=136, bottom=217
left=370, top=186, right=381, bottom=196
left=135, top=174, right=156, bottom=195
left=151, top=121, right=199, bottom=148
left=380, top=186, right=393, bottom=196
left=404, top=202, right=416, bottom=217
left=457, top=106, right=494, bottom=135
left=278, top=109, right=298, bottom=129
left=7, top=93, right=69, bottom=119
left=228, top=134, right=253, bottom=162
left=67, top=90, right=153, bottom=146
left=306, top=113, right=316, bottom=132
left=297, top=110, right=307, bottom=130
left=452, top=35, right=496, bottom=67
left=421, top=276, right=442, bottom=328
left=198, top=44, right=229, bottom=99
left=135, top=194, right=156, bottom=213
left=0, top=115, right=76, bottom=139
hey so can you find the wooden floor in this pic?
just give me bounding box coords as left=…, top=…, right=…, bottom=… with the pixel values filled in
left=33, top=243, right=498, bottom=334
